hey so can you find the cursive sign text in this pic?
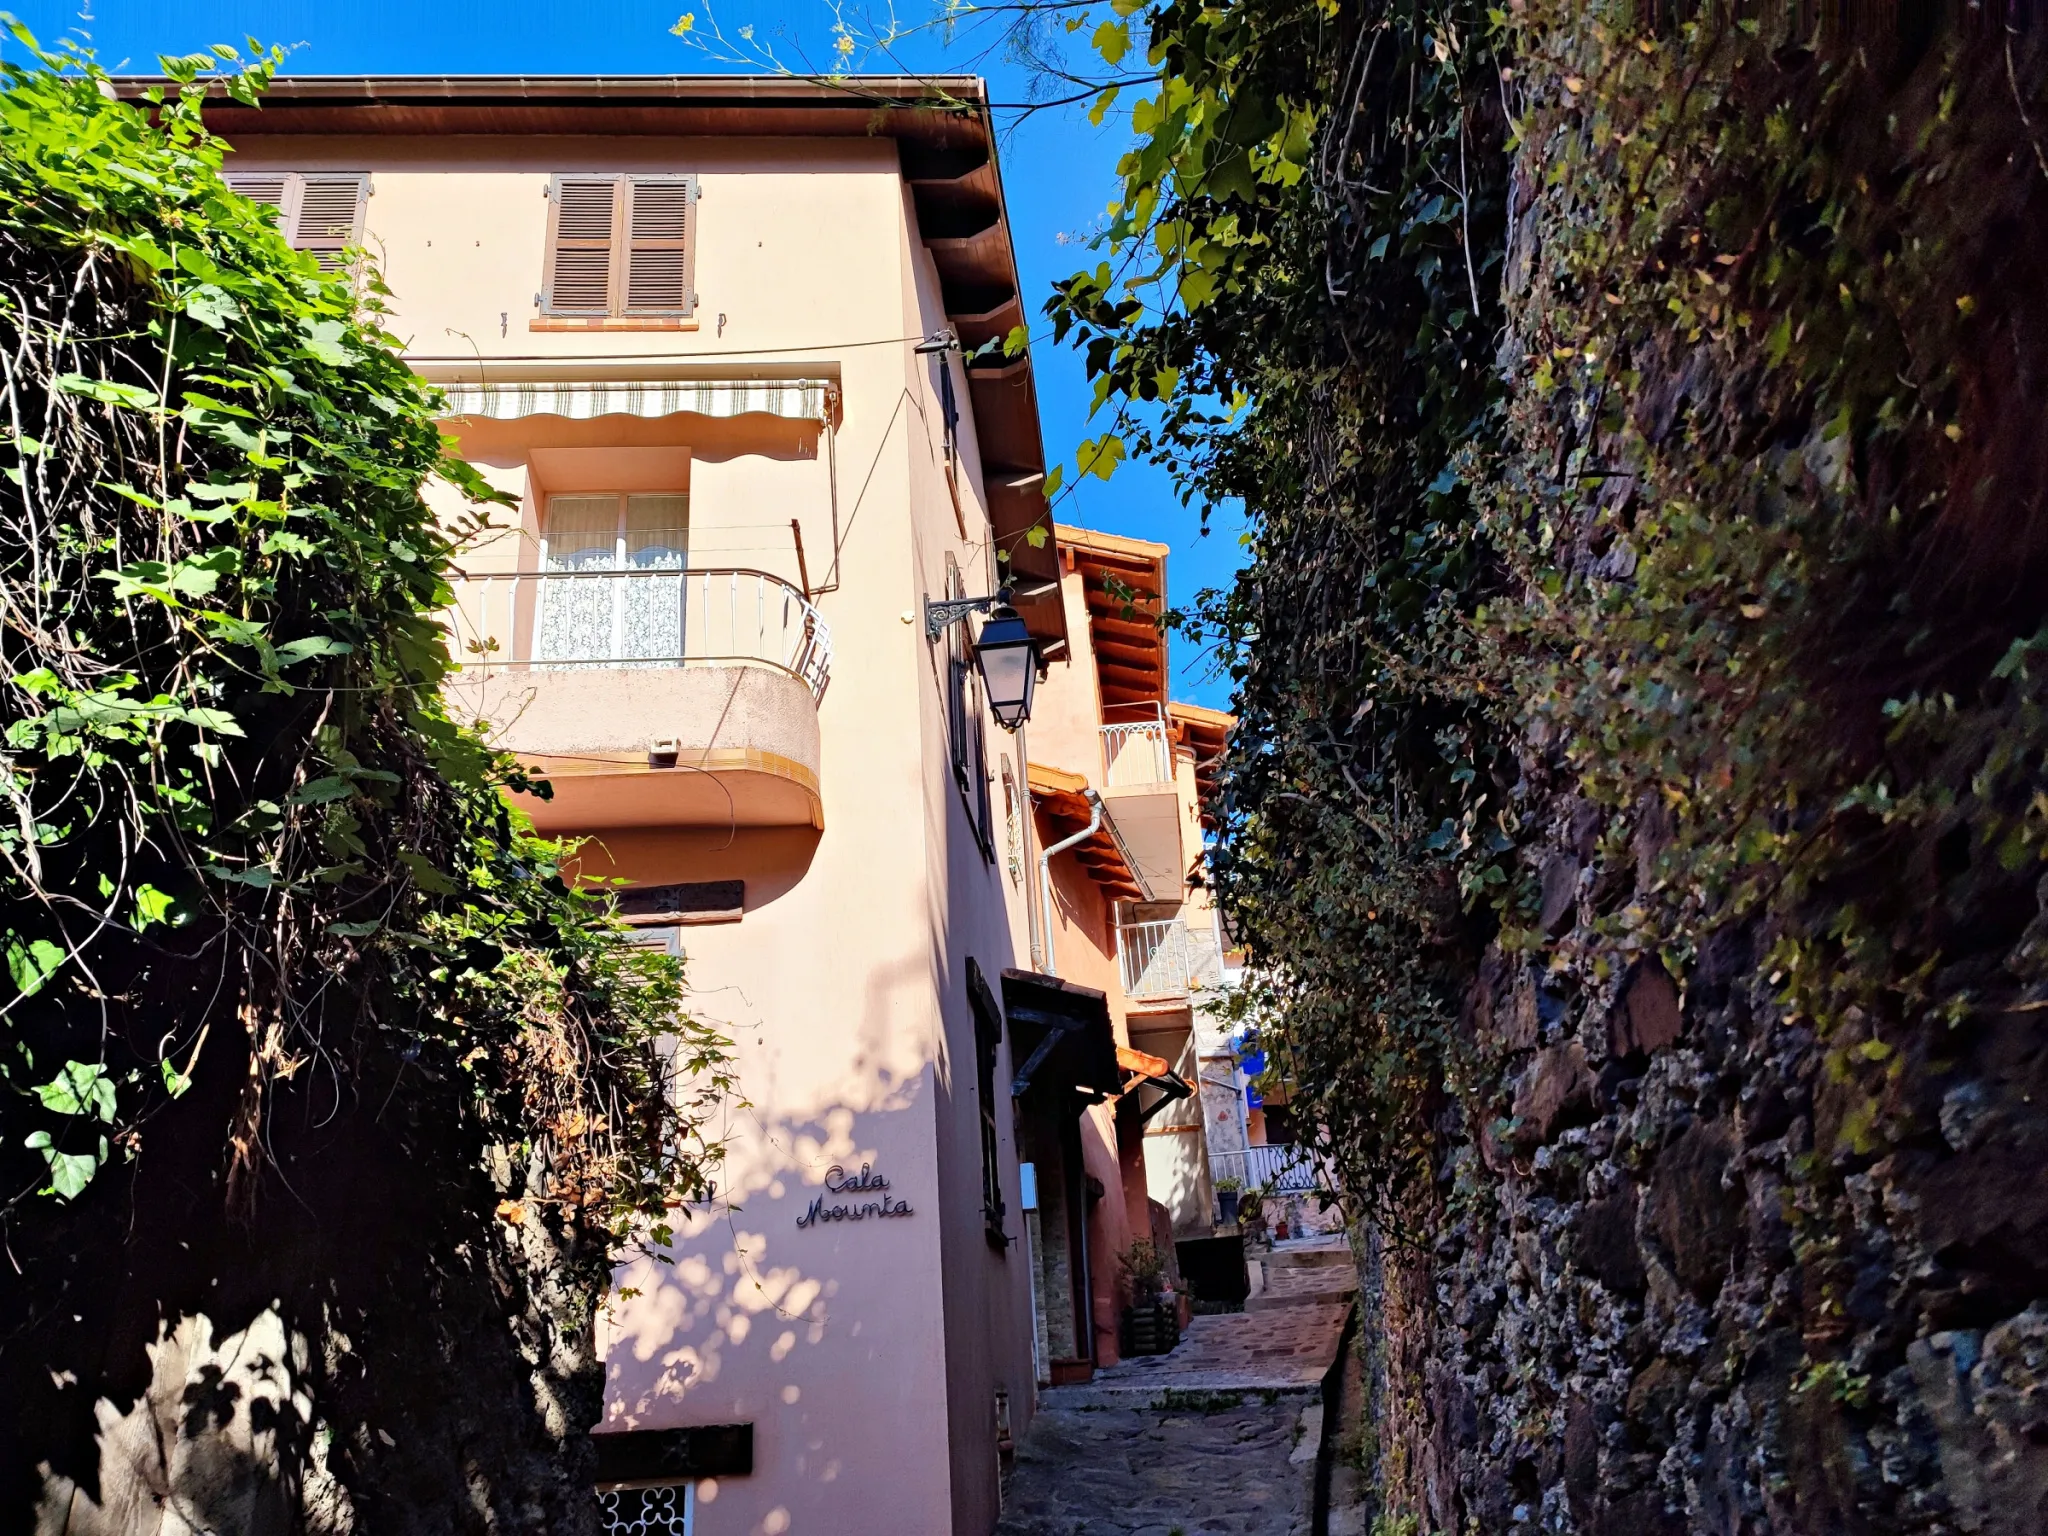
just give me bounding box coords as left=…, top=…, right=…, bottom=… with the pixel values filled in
left=797, top=1163, right=913, bottom=1229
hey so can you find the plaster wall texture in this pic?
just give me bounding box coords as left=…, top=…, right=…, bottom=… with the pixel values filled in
left=224, top=131, right=1038, bottom=1535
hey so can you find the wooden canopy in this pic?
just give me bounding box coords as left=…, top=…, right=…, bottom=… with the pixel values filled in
left=1027, top=763, right=1148, bottom=902
left=1055, top=524, right=1169, bottom=712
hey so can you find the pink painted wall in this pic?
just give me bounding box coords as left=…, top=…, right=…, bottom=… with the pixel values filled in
left=221, top=129, right=1040, bottom=1535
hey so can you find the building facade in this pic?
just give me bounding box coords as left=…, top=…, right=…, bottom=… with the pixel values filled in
left=200, top=74, right=1084, bottom=1536
left=196, top=74, right=1264, bottom=1535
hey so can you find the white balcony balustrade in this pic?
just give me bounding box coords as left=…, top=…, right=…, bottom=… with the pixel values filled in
left=443, top=566, right=831, bottom=700
left=438, top=567, right=832, bottom=834
left=1100, top=720, right=1173, bottom=787
left=1210, top=1143, right=1331, bottom=1195
left=1117, top=918, right=1226, bottom=1002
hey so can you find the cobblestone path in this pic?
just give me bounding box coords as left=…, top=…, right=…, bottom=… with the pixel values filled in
left=995, top=1293, right=1350, bottom=1536
left=995, top=1388, right=1317, bottom=1536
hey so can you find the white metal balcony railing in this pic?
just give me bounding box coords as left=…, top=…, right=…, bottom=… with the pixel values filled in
left=1117, top=918, right=1226, bottom=1001
left=1210, top=1143, right=1331, bottom=1195
left=1101, top=720, right=1173, bottom=787
left=443, top=567, right=833, bottom=700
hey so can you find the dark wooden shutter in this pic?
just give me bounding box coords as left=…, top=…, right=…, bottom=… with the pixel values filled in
left=547, top=176, right=620, bottom=315
left=624, top=177, right=694, bottom=315
left=292, top=176, right=367, bottom=270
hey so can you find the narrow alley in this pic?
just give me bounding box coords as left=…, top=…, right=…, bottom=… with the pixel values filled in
left=996, top=1238, right=1358, bottom=1536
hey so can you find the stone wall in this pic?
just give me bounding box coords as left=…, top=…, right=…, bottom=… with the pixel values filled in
left=1349, top=20, right=2048, bottom=1536
left=1362, top=898, right=2048, bottom=1534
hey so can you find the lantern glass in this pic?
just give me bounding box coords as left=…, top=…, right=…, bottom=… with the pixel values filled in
left=974, top=608, right=1038, bottom=729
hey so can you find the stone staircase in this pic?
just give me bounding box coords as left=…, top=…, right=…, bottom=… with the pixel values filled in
left=1245, top=1234, right=1359, bottom=1312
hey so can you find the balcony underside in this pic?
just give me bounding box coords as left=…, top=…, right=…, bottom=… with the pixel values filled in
left=445, top=663, right=823, bottom=833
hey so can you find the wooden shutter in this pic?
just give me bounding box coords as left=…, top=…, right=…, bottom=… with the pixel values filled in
left=224, top=173, right=288, bottom=214
left=223, top=174, right=364, bottom=268
left=291, top=177, right=368, bottom=270
left=547, top=176, right=620, bottom=315
left=624, top=177, right=694, bottom=315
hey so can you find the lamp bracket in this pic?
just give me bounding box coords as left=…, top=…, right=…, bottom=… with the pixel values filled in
left=923, top=589, right=1013, bottom=642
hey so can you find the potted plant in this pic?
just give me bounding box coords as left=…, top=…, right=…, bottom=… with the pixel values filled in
left=1214, top=1175, right=1243, bottom=1228
left=1118, top=1239, right=1180, bottom=1355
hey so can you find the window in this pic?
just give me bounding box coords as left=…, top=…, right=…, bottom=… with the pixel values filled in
left=942, top=556, right=995, bottom=861
left=536, top=493, right=690, bottom=665
left=224, top=173, right=369, bottom=270
left=545, top=175, right=698, bottom=318
left=597, top=1482, right=693, bottom=1535
left=969, top=960, right=1008, bottom=1250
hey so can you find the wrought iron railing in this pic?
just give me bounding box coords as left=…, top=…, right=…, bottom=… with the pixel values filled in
left=1211, top=1143, right=1330, bottom=1195
left=443, top=566, right=832, bottom=700
left=1116, top=918, right=1225, bottom=1000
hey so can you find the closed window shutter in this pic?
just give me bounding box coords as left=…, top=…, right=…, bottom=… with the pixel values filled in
left=292, top=177, right=368, bottom=270
left=548, top=177, right=620, bottom=314
left=223, top=174, right=365, bottom=269
left=624, top=177, right=693, bottom=315
left=225, top=173, right=289, bottom=215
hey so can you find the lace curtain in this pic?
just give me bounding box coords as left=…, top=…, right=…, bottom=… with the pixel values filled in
left=536, top=494, right=690, bottom=665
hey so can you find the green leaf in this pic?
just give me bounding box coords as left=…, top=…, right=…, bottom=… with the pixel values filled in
left=289, top=776, right=355, bottom=806
left=36, top=1061, right=117, bottom=1122
left=54, top=374, right=160, bottom=411
left=24, top=1131, right=101, bottom=1200
left=179, top=706, right=246, bottom=737
left=6, top=934, right=66, bottom=996
left=161, top=1059, right=193, bottom=1098
left=183, top=284, right=243, bottom=329
left=133, top=884, right=177, bottom=929
left=1076, top=433, right=1126, bottom=482
left=1042, top=463, right=1065, bottom=500
left=398, top=850, right=458, bottom=895
left=274, top=636, right=352, bottom=667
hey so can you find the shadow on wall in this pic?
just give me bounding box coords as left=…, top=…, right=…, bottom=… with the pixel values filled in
left=598, top=947, right=935, bottom=1441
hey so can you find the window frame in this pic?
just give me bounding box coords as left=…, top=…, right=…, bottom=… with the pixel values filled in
left=941, top=556, right=997, bottom=864
left=542, top=172, right=700, bottom=320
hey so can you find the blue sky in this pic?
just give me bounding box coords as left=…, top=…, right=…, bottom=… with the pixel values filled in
left=5, top=0, right=1245, bottom=707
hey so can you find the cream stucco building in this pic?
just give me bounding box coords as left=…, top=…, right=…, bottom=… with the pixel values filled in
left=201, top=74, right=1229, bottom=1536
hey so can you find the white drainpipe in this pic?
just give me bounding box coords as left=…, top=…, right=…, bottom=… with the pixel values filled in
left=1035, top=789, right=1103, bottom=979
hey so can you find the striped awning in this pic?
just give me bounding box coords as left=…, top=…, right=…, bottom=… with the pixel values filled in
left=438, top=377, right=832, bottom=423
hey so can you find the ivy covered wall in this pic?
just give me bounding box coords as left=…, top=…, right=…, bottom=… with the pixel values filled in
left=0, top=43, right=730, bottom=1528
left=1048, top=2, right=2048, bottom=1529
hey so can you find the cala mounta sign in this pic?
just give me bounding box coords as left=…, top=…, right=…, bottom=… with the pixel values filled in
left=796, top=1162, right=913, bottom=1229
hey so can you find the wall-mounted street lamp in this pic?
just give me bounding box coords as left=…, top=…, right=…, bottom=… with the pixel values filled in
left=925, top=588, right=1041, bottom=730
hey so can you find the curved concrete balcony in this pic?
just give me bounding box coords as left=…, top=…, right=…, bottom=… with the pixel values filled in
left=441, top=567, right=829, bottom=833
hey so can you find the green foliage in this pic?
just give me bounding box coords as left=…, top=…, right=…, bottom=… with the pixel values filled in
left=1050, top=0, right=1513, bottom=1211
left=1052, top=0, right=2048, bottom=1245
left=0, top=32, right=731, bottom=1248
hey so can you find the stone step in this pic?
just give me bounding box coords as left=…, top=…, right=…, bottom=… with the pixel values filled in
left=1262, top=1240, right=1353, bottom=1271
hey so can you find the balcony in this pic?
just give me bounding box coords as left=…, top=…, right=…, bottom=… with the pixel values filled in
left=1117, top=918, right=1225, bottom=1004
left=441, top=567, right=830, bottom=833
left=1209, top=1143, right=1332, bottom=1196
left=1097, top=715, right=1184, bottom=901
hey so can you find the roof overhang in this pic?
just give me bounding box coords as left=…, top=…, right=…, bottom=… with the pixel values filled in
left=1056, top=523, right=1169, bottom=711
left=1028, top=762, right=1149, bottom=902
left=117, top=71, right=1064, bottom=651
left=1002, top=969, right=1122, bottom=1104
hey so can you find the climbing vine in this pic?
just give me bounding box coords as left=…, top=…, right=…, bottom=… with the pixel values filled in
left=1044, top=0, right=2048, bottom=1226
left=0, top=34, right=732, bottom=1250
